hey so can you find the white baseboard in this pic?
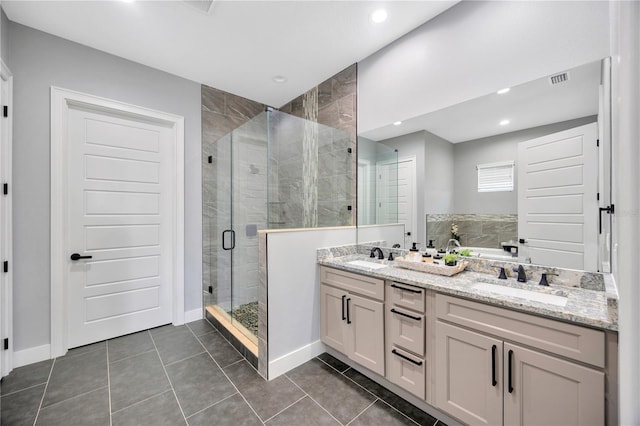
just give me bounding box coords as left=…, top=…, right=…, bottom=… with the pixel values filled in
left=14, top=344, right=51, bottom=368
left=268, top=340, right=325, bottom=380
left=184, top=308, right=203, bottom=323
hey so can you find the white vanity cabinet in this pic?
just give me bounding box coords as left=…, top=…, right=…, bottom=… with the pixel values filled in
left=435, top=294, right=605, bottom=426
left=320, top=266, right=385, bottom=375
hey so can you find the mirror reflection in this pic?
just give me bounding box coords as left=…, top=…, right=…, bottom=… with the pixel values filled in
left=357, top=59, right=611, bottom=272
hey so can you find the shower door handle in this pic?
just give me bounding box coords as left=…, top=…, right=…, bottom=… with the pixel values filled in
left=222, top=230, right=236, bottom=250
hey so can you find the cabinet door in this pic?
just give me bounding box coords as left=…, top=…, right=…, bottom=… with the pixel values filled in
left=504, top=343, right=604, bottom=426
left=320, top=284, right=347, bottom=353
left=435, top=321, right=503, bottom=426
left=346, top=293, right=385, bottom=376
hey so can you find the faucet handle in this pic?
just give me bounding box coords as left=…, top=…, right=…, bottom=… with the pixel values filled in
left=539, top=272, right=559, bottom=286
left=497, top=267, right=507, bottom=279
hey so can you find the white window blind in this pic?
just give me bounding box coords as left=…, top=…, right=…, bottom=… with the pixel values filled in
left=477, top=161, right=514, bottom=192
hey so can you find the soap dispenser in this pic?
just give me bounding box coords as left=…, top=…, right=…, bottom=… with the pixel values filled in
left=409, top=242, right=420, bottom=261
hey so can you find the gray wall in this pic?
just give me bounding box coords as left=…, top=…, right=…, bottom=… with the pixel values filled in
left=425, top=131, right=454, bottom=214
left=7, top=21, right=202, bottom=351
left=453, top=116, right=597, bottom=214
left=1, top=9, right=8, bottom=62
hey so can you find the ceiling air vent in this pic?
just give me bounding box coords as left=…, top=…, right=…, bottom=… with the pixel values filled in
left=549, top=72, right=570, bottom=86
left=182, top=0, right=215, bottom=15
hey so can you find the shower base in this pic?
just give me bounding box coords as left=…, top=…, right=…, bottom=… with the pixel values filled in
left=228, top=302, right=258, bottom=337
left=206, top=305, right=258, bottom=361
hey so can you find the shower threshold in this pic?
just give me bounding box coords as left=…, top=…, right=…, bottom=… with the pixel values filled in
left=206, top=305, right=258, bottom=358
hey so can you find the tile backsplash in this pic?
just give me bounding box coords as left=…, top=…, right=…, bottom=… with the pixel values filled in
left=426, top=213, right=517, bottom=250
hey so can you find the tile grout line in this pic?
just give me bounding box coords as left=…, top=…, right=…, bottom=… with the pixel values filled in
left=108, top=348, right=157, bottom=366
left=374, top=396, right=424, bottom=426
left=31, top=357, right=56, bottom=426
left=0, top=381, right=49, bottom=398
left=283, top=373, right=345, bottom=426
left=345, top=398, right=378, bottom=426
left=106, top=340, right=113, bottom=426
left=30, top=386, right=109, bottom=411
left=149, top=329, right=189, bottom=425
left=161, top=349, right=207, bottom=368
left=261, top=393, right=307, bottom=423
left=336, top=362, right=429, bottom=426
left=182, top=391, right=240, bottom=421
left=110, top=389, right=177, bottom=416
left=192, top=330, right=265, bottom=425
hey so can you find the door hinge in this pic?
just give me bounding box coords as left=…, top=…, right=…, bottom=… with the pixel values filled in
left=2, top=183, right=7, bottom=195
left=208, top=286, right=213, bottom=294
left=597, top=192, right=600, bottom=201
left=2, top=105, right=7, bottom=118
left=596, top=139, right=600, bottom=147
left=208, top=155, right=212, bottom=164
left=3, top=261, right=7, bottom=273
left=3, top=338, right=8, bottom=350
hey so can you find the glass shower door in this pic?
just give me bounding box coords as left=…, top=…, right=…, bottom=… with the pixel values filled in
left=229, top=113, right=267, bottom=347
left=207, top=132, right=233, bottom=326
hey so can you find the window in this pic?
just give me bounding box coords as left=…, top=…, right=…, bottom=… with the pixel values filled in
left=477, top=161, right=514, bottom=192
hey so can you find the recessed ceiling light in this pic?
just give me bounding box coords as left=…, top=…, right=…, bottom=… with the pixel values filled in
left=272, top=75, right=287, bottom=84
left=371, top=9, right=388, bottom=23
left=499, top=119, right=510, bottom=126
left=497, top=88, right=510, bottom=95
left=393, top=121, right=402, bottom=126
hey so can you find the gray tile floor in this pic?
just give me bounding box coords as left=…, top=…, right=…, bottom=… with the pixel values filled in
left=0, top=320, right=446, bottom=426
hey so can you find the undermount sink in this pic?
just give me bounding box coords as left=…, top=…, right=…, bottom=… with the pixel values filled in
left=471, top=282, right=568, bottom=307
left=347, top=260, right=388, bottom=270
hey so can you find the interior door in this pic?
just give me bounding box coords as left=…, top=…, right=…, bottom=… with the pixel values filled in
left=517, top=123, right=598, bottom=271
left=397, top=157, right=416, bottom=248
left=66, top=105, right=174, bottom=348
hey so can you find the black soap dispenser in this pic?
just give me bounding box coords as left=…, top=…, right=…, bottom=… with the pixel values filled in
left=427, top=240, right=435, bottom=249
left=409, top=242, right=420, bottom=260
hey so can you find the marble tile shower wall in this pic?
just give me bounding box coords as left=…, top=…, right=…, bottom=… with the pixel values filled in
left=202, top=85, right=265, bottom=310
left=426, top=213, right=518, bottom=250
left=280, top=64, right=357, bottom=227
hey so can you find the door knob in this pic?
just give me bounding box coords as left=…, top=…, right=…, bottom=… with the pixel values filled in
left=70, top=253, right=93, bottom=261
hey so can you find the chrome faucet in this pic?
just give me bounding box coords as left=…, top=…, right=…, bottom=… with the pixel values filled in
left=446, top=239, right=461, bottom=253
left=369, top=247, right=384, bottom=260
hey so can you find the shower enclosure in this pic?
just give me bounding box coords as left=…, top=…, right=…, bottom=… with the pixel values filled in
left=203, top=109, right=353, bottom=357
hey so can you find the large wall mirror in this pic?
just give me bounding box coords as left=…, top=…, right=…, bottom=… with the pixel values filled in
left=357, top=58, right=612, bottom=273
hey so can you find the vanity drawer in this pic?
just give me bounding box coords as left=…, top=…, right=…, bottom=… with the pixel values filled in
left=388, top=282, right=425, bottom=312
left=320, top=266, right=384, bottom=301
left=436, top=294, right=605, bottom=367
left=387, top=346, right=425, bottom=400
left=388, top=306, right=425, bottom=356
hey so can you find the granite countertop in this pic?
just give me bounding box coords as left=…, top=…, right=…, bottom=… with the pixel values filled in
left=318, top=253, right=617, bottom=331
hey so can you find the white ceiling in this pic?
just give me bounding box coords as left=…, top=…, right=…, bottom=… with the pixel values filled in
left=1, top=0, right=457, bottom=108
left=360, top=60, right=602, bottom=143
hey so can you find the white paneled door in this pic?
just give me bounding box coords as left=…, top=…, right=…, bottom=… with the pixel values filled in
left=517, top=123, right=598, bottom=271
left=62, top=97, right=178, bottom=349
left=397, top=157, right=416, bottom=248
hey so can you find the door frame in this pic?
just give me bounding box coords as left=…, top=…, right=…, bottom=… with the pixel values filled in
left=0, top=60, right=13, bottom=377
left=50, top=87, right=185, bottom=357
